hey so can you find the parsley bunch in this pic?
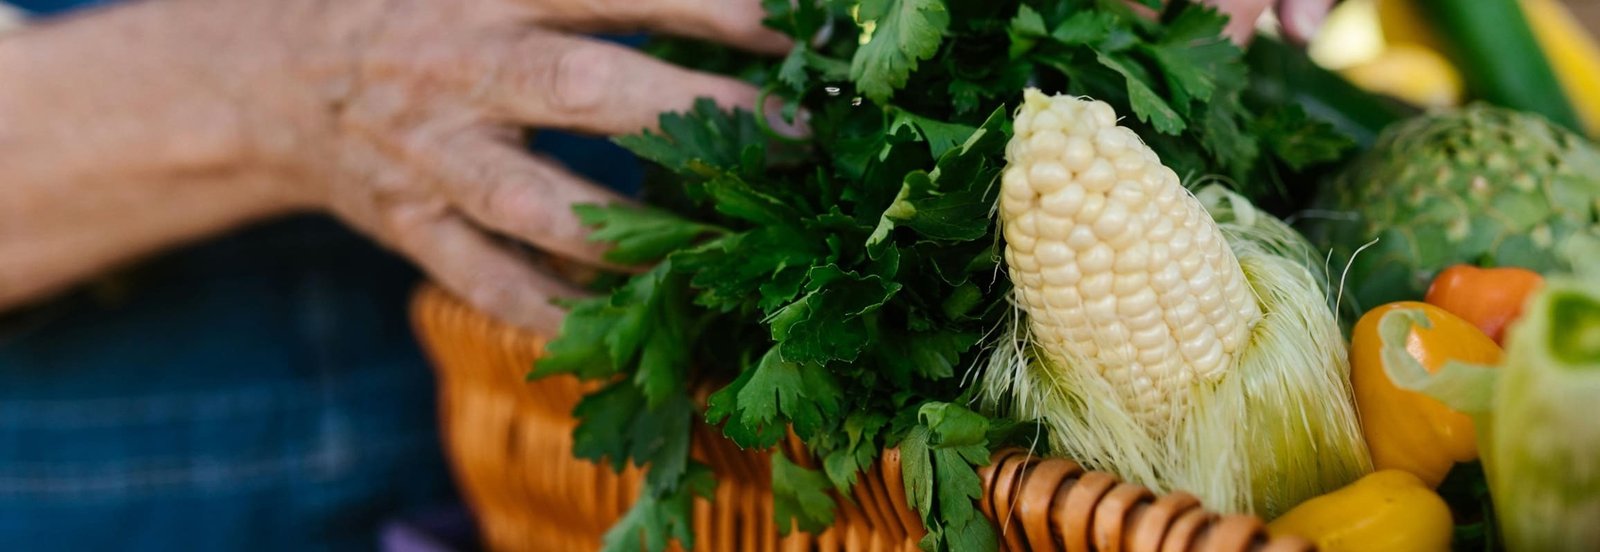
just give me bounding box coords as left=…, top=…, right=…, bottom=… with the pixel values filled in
left=531, top=1, right=1355, bottom=550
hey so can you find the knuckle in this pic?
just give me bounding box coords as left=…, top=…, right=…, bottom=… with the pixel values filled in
left=544, top=44, right=615, bottom=115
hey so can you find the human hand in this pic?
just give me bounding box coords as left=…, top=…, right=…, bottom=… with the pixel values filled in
left=1203, top=0, right=1336, bottom=44
left=205, top=0, right=798, bottom=332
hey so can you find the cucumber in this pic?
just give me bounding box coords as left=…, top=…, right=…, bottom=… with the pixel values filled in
left=1417, top=0, right=1583, bottom=132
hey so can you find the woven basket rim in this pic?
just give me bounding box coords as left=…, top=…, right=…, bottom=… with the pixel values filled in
left=409, top=283, right=1316, bottom=552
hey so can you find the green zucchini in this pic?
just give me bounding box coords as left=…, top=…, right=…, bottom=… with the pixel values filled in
left=1417, top=0, right=1582, bottom=132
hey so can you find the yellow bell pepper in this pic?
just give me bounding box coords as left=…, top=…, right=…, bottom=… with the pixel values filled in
left=1350, top=302, right=1502, bottom=488
left=1268, top=470, right=1453, bottom=552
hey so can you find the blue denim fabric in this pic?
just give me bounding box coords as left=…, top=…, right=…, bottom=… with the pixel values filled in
left=0, top=217, right=457, bottom=551
left=5, top=0, right=103, bottom=14
left=1, top=1, right=645, bottom=549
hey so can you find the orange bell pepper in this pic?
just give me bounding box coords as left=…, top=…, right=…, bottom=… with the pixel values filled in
left=1424, top=265, right=1543, bottom=344
left=1350, top=302, right=1503, bottom=488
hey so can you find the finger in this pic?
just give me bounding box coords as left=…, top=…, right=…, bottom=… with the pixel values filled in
left=516, top=0, right=792, bottom=55
left=1202, top=0, right=1274, bottom=44
left=391, top=205, right=585, bottom=334
left=473, top=33, right=804, bottom=137
left=422, top=130, right=633, bottom=269
left=1277, top=0, right=1336, bottom=45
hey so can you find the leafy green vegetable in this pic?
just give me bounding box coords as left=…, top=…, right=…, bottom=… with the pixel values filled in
left=532, top=1, right=1371, bottom=550
left=850, top=0, right=951, bottom=103
left=900, top=405, right=997, bottom=552
left=600, top=464, right=715, bottom=552
left=575, top=204, right=723, bottom=264
left=772, top=454, right=837, bottom=533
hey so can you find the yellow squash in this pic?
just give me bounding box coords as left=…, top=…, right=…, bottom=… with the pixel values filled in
left=1377, top=0, right=1600, bottom=136
left=1521, top=0, right=1600, bottom=137
left=1350, top=302, right=1502, bottom=488
left=1339, top=44, right=1463, bottom=109
left=1268, top=469, right=1453, bottom=552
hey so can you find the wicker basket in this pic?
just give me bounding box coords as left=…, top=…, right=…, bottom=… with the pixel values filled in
left=409, top=283, right=1316, bottom=552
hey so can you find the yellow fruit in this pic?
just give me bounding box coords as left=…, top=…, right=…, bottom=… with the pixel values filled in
left=1340, top=44, right=1464, bottom=108
left=1522, top=0, right=1600, bottom=137
left=1374, top=0, right=1442, bottom=50
left=1376, top=0, right=1600, bottom=136
left=1268, top=470, right=1453, bottom=552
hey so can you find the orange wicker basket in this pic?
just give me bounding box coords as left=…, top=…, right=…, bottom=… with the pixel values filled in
left=409, top=283, right=1316, bottom=552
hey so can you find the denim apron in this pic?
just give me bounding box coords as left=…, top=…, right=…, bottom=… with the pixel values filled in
left=0, top=2, right=643, bottom=548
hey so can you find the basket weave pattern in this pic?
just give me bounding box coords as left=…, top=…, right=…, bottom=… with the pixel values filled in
left=410, top=284, right=1315, bottom=551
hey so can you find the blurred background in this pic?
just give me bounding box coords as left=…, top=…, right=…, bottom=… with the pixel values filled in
left=4, top=0, right=1600, bottom=550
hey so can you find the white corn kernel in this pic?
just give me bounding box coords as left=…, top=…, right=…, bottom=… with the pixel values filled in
left=1036, top=241, right=1074, bottom=267
left=1080, top=159, right=1117, bottom=192
left=1001, top=89, right=1263, bottom=427
left=1040, top=186, right=1087, bottom=218
left=1079, top=272, right=1114, bottom=299
left=1028, top=161, right=1072, bottom=193
left=1062, top=135, right=1096, bottom=171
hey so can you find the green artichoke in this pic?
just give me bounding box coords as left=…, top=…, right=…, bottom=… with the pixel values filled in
left=1307, top=104, right=1600, bottom=313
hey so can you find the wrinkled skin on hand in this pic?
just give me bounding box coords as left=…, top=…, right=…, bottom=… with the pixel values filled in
left=209, top=0, right=798, bottom=332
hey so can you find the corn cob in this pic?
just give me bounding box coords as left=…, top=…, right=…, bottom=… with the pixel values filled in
left=1000, top=91, right=1261, bottom=426
left=981, top=89, right=1371, bottom=517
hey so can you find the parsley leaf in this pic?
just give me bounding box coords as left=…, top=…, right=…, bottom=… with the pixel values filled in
left=615, top=98, right=767, bottom=181
left=771, top=454, right=837, bottom=534
left=1007, top=4, right=1048, bottom=58
left=1097, top=51, right=1185, bottom=134
left=850, top=0, right=951, bottom=103
left=1144, top=4, right=1240, bottom=105
left=822, top=412, right=888, bottom=492
left=779, top=45, right=811, bottom=91
left=919, top=402, right=990, bottom=448
left=703, top=176, right=802, bottom=225
left=576, top=204, right=723, bottom=265
left=534, top=297, right=621, bottom=380
left=600, top=464, right=715, bottom=552
left=1252, top=104, right=1355, bottom=170
left=899, top=407, right=997, bottom=552
left=675, top=226, right=822, bottom=313
left=571, top=383, right=696, bottom=480
left=891, top=110, right=978, bottom=160
left=707, top=347, right=844, bottom=448
left=1050, top=10, right=1116, bottom=46
left=868, top=107, right=1007, bottom=250
left=769, top=265, right=902, bottom=364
